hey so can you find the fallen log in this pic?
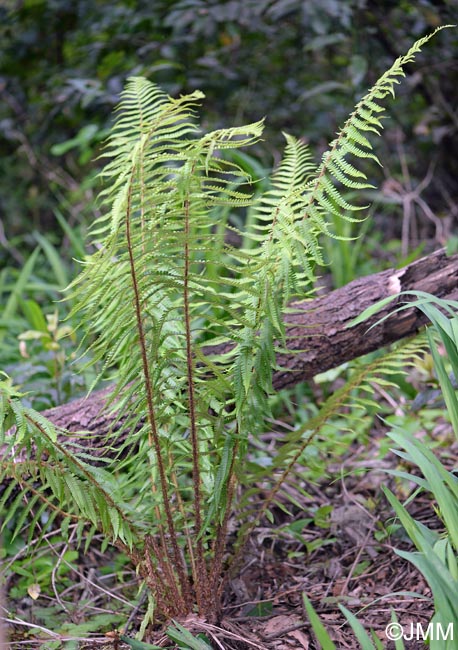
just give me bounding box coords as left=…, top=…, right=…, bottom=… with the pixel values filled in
left=39, top=247, right=458, bottom=438
left=275, top=246, right=458, bottom=388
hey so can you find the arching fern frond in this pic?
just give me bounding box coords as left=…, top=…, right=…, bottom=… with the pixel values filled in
left=231, top=335, right=429, bottom=564
left=0, top=382, right=138, bottom=551
left=301, top=26, right=451, bottom=232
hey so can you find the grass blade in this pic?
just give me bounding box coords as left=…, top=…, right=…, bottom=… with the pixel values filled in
left=302, top=593, right=337, bottom=649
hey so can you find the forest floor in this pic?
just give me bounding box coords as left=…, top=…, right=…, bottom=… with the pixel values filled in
left=193, top=419, right=446, bottom=650
left=216, top=456, right=438, bottom=649
left=5, top=409, right=452, bottom=650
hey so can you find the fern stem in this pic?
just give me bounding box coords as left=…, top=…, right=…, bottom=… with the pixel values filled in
left=169, top=464, right=199, bottom=590
left=183, top=193, right=210, bottom=612
left=125, top=172, right=191, bottom=607
left=208, top=441, right=238, bottom=606
left=145, top=535, right=188, bottom=618
left=13, top=475, right=80, bottom=522
left=228, top=363, right=377, bottom=574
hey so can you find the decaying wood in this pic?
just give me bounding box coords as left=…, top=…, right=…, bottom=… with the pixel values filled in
left=275, top=247, right=458, bottom=388
left=36, top=247, right=458, bottom=441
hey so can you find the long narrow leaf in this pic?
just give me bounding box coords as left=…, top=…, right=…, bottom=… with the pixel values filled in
left=302, top=594, right=337, bottom=650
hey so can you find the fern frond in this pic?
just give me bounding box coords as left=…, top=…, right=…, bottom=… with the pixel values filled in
left=301, top=25, right=450, bottom=230
left=0, top=385, right=139, bottom=550
left=231, top=336, right=428, bottom=565
left=66, top=78, right=275, bottom=609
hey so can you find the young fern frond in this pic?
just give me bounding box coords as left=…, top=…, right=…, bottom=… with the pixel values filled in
left=302, top=26, right=450, bottom=231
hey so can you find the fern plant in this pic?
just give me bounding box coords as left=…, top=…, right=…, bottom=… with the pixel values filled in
left=0, top=27, right=449, bottom=628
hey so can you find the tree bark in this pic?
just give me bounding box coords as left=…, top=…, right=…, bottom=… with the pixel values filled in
left=275, top=247, right=458, bottom=388
left=27, top=248, right=458, bottom=438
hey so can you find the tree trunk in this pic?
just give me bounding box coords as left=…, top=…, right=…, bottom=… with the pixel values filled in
left=18, top=248, right=458, bottom=439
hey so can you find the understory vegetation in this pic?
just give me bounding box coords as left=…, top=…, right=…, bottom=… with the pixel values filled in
left=1, top=6, right=458, bottom=650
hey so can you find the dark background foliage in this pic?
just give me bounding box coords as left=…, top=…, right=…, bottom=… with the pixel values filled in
left=1, top=0, right=457, bottom=239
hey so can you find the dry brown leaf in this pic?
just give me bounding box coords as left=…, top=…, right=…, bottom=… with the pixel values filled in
left=287, top=628, right=310, bottom=648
